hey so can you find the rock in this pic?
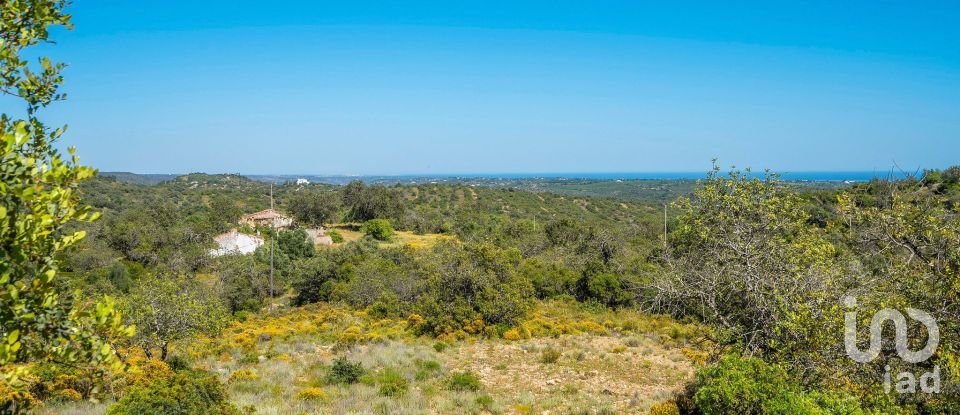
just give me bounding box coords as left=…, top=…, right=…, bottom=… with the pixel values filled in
left=258, top=333, right=272, bottom=342
left=258, top=355, right=267, bottom=363
left=602, top=388, right=615, bottom=396
left=546, top=379, right=557, bottom=386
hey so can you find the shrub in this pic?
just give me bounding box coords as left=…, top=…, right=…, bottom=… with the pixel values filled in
left=228, top=369, right=258, bottom=383
left=362, top=219, right=395, bottom=241
left=238, top=353, right=260, bottom=365
left=413, top=241, right=534, bottom=335
left=475, top=394, right=495, bottom=410
left=540, top=347, right=561, bottom=364
left=433, top=342, right=448, bottom=353
left=446, top=371, right=482, bottom=392
left=328, top=230, right=344, bottom=243
left=691, top=354, right=865, bottom=415
left=581, top=272, right=633, bottom=307
left=277, top=228, right=316, bottom=258
left=296, top=387, right=328, bottom=402
left=374, top=368, right=408, bottom=397
left=414, top=359, right=442, bottom=381
left=326, top=357, right=365, bottom=384
left=107, top=369, right=240, bottom=415
left=649, top=401, right=680, bottom=415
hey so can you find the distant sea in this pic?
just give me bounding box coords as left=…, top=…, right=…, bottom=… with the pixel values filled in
left=108, top=171, right=914, bottom=186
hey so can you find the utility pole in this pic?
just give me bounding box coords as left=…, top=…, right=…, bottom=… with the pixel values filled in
left=663, top=203, right=668, bottom=253
left=269, top=182, right=275, bottom=312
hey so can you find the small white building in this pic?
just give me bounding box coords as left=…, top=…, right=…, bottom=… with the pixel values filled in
left=296, top=178, right=310, bottom=185
left=209, top=230, right=264, bottom=257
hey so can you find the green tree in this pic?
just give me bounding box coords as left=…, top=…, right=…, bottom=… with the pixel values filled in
left=122, top=274, right=227, bottom=361
left=836, top=185, right=960, bottom=411
left=342, top=180, right=405, bottom=222
left=276, top=228, right=315, bottom=258
left=362, top=218, right=395, bottom=241
left=1, top=1, right=130, bottom=409
left=287, top=190, right=341, bottom=227
left=209, top=196, right=242, bottom=230
left=653, top=165, right=841, bottom=352
left=414, top=241, right=533, bottom=335
left=214, top=255, right=268, bottom=313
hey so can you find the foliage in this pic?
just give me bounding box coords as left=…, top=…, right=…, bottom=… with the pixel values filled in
left=540, top=347, right=561, bottom=364
left=834, top=176, right=960, bottom=411
left=214, top=255, right=268, bottom=313
left=328, top=229, right=344, bottom=243
left=286, top=189, right=341, bottom=226
left=581, top=271, right=633, bottom=308
left=295, top=387, right=328, bottom=401
left=690, top=354, right=866, bottom=415
left=228, top=369, right=258, bottom=383
left=121, top=274, right=228, bottom=360
left=371, top=367, right=408, bottom=397
left=413, top=241, right=534, bottom=336
left=362, top=218, right=395, bottom=241
left=653, top=164, right=840, bottom=353
left=326, top=357, right=365, bottom=384
left=0, top=1, right=130, bottom=411
left=649, top=401, right=680, bottom=415
left=343, top=180, right=405, bottom=222
left=275, top=228, right=315, bottom=258
left=36, top=155, right=960, bottom=413
left=446, top=371, right=482, bottom=392
left=101, top=200, right=218, bottom=271
left=106, top=369, right=240, bottom=415
left=290, top=255, right=339, bottom=306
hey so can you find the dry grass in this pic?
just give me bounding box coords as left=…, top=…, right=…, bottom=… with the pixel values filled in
left=326, top=224, right=364, bottom=243
left=380, top=232, right=453, bottom=249
left=44, top=301, right=704, bottom=414
left=325, top=224, right=453, bottom=250
left=445, top=335, right=693, bottom=413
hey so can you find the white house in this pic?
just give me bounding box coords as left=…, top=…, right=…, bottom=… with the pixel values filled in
left=209, top=230, right=264, bottom=257
left=296, top=178, right=310, bottom=185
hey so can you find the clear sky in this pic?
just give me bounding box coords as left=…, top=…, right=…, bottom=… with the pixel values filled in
left=10, top=1, right=960, bottom=174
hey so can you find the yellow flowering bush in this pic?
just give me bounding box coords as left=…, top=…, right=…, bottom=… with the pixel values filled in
left=649, top=400, right=680, bottom=415
left=228, top=369, right=258, bottom=383
left=296, top=387, right=328, bottom=401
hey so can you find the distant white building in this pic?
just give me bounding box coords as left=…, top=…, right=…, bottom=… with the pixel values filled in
left=209, top=230, right=264, bottom=257
left=296, top=178, right=310, bottom=185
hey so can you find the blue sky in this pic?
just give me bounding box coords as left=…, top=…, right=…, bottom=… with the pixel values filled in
left=9, top=1, right=959, bottom=174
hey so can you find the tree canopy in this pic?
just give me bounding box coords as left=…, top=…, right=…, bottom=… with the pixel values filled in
left=1, top=1, right=130, bottom=411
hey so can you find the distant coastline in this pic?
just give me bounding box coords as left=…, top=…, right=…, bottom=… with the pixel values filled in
left=102, top=170, right=908, bottom=185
